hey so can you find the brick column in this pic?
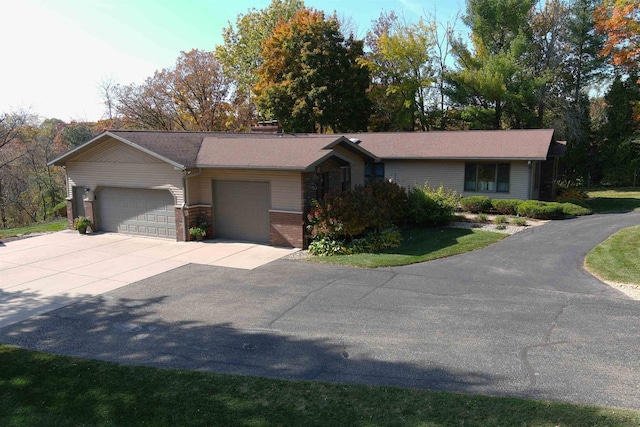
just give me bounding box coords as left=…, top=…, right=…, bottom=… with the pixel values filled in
left=269, top=210, right=304, bottom=248
left=174, top=206, right=186, bottom=242
left=83, top=199, right=96, bottom=232
left=66, top=199, right=74, bottom=229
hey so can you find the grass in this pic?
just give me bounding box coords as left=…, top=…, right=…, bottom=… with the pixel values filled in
left=584, top=188, right=640, bottom=213
left=1, top=344, right=638, bottom=427
left=309, top=227, right=507, bottom=268
left=585, top=225, right=640, bottom=285
left=0, top=219, right=67, bottom=239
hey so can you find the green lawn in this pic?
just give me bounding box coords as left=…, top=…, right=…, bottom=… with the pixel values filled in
left=1, top=344, right=638, bottom=427
left=585, top=225, right=640, bottom=285
left=309, top=227, right=507, bottom=268
left=585, top=188, right=640, bottom=213
left=0, top=219, right=67, bottom=239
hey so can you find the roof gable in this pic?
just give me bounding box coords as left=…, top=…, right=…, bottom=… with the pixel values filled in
left=69, top=137, right=164, bottom=164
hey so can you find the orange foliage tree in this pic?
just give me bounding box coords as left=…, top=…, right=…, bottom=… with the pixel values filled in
left=594, top=0, right=640, bottom=74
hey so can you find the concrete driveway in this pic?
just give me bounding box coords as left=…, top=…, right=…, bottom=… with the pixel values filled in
left=0, top=231, right=297, bottom=328
left=1, top=212, right=640, bottom=409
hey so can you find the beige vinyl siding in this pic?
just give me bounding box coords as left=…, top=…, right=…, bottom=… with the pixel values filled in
left=66, top=162, right=184, bottom=204
left=332, top=146, right=366, bottom=187
left=72, top=137, right=164, bottom=164
left=385, top=160, right=533, bottom=200
left=191, top=169, right=302, bottom=211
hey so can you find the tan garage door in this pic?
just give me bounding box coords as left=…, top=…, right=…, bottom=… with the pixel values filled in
left=213, top=181, right=270, bottom=243
left=98, top=187, right=176, bottom=238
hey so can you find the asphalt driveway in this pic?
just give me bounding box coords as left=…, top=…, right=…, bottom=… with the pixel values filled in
left=1, top=212, right=639, bottom=409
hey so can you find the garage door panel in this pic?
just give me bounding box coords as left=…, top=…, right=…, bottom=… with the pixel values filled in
left=214, top=181, right=270, bottom=243
left=99, top=187, right=176, bottom=238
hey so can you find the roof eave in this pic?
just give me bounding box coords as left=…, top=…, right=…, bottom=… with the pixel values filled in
left=378, top=156, right=548, bottom=161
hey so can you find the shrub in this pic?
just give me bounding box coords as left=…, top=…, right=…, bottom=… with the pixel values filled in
left=460, top=196, right=492, bottom=213
left=556, top=187, right=588, bottom=201
left=308, top=237, right=347, bottom=256
left=360, top=179, right=409, bottom=230
left=407, top=183, right=460, bottom=226
left=511, top=217, right=528, bottom=226
left=494, top=215, right=508, bottom=224
left=558, top=197, right=589, bottom=208
left=73, top=216, right=92, bottom=232
left=496, top=224, right=507, bottom=230
left=349, top=226, right=402, bottom=254
left=477, top=213, right=489, bottom=222
left=491, top=199, right=523, bottom=215
left=560, top=202, right=592, bottom=217
left=307, top=180, right=408, bottom=250
left=517, top=201, right=565, bottom=219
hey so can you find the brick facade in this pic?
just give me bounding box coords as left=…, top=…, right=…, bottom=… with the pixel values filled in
left=83, top=199, right=96, bottom=232
left=183, top=205, right=213, bottom=241
left=66, top=199, right=74, bottom=229
left=269, top=210, right=304, bottom=248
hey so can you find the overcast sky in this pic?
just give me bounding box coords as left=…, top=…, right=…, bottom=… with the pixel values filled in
left=1, top=0, right=464, bottom=123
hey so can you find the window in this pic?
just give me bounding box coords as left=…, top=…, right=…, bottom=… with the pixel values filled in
left=365, top=163, right=385, bottom=183
left=318, top=172, right=330, bottom=199
left=340, top=166, right=351, bottom=191
left=464, top=163, right=510, bottom=193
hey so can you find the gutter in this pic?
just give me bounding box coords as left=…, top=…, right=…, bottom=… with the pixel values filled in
left=181, top=167, right=203, bottom=242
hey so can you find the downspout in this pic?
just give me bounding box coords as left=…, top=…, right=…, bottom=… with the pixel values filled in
left=181, top=167, right=203, bottom=242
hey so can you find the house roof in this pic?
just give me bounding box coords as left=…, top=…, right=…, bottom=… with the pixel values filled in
left=49, top=128, right=562, bottom=170
left=351, top=129, right=557, bottom=161
left=196, top=134, right=377, bottom=171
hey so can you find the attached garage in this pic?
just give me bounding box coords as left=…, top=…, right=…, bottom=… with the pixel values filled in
left=213, top=181, right=270, bottom=243
left=98, top=187, right=176, bottom=239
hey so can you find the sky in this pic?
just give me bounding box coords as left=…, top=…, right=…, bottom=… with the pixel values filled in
left=1, top=0, right=465, bottom=123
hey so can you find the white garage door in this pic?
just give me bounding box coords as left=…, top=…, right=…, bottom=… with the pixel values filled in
left=98, top=187, right=176, bottom=238
left=213, top=181, right=270, bottom=243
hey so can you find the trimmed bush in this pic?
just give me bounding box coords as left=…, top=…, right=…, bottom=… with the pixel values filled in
left=492, top=199, right=523, bottom=215
left=511, top=217, right=527, bottom=226
left=407, top=183, right=460, bottom=226
left=558, top=198, right=589, bottom=208
left=460, top=196, right=492, bottom=213
left=308, top=237, right=347, bottom=256
left=560, top=202, right=592, bottom=216
left=494, top=215, right=508, bottom=224
left=349, top=226, right=402, bottom=254
left=477, top=213, right=489, bottom=222
left=557, top=187, right=588, bottom=201
left=517, top=201, right=565, bottom=219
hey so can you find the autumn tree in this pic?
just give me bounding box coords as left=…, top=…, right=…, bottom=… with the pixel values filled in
left=216, top=0, right=305, bottom=127
left=115, top=50, right=233, bottom=131
left=254, top=9, right=370, bottom=133
left=363, top=12, right=436, bottom=131
left=594, top=0, right=640, bottom=75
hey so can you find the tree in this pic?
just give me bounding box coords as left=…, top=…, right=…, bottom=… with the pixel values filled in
left=598, top=74, right=640, bottom=185
left=254, top=9, right=370, bottom=132
left=363, top=13, right=436, bottom=131
left=594, top=0, right=640, bottom=75
left=115, top=50, right=232, bottom=131
left=98, top=75, right=118, bottom=120
left=216, top=0, right=305, bottom=124
left=447, top=0, right=538, bottom=129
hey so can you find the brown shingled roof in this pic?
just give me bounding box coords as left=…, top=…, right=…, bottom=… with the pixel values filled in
left=195, top=134, right=376, bottom=170
left=351, top=129, right=556, bottom=160
left=109, top=130, right=219, bottom=168
left=49, top=129, right=560, bottom=169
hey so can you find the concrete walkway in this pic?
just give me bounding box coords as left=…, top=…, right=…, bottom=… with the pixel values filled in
left=0, top=231, right=298, bottom=328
